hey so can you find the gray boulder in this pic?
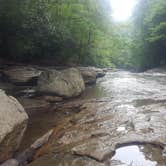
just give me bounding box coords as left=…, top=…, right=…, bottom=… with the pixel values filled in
left=79, top=69, right=97, bottom=85
left=78, top=67, right=106, bottom=85
left=0, top=90, right=28, bottom=163
left=37, top=68, right=85, bottom=98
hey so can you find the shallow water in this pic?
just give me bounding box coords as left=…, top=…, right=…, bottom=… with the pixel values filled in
left=110, top=144, right=166, bottom=166
left=81, top=70, right=166, bottom=102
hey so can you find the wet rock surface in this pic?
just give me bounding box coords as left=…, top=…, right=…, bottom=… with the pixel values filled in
left=32, top=99, right=165, bottom=163
left=1, top=69, right=166, bottom=166
left=26, top=70, right=166, bottom=166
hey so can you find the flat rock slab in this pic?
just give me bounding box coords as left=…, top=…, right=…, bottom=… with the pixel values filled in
left=29, top=98, right=166, bottom=165
left=3, top=67, right=42, bottom=84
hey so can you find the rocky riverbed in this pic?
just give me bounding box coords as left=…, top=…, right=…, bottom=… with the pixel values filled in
left=0, top=66, right=166, bottom=166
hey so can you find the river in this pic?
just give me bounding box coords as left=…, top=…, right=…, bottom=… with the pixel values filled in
left=21, top=69, right=166, bottom=166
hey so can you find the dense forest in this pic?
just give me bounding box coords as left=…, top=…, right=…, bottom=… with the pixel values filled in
left=0, top=1, right=166, bottom=165
left=0, top=0, right=165, bottom=70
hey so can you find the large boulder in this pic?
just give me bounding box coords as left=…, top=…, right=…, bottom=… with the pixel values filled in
left=37, top=68, right=85, bottom=98
left=78, top=67, right=106, bottom=85
left=3, top=67, right=42, bottom=85
left=0, top=90, right=28, bottom=163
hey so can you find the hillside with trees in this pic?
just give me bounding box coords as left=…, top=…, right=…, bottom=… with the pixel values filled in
left=0, top=0, right=165, bottom=70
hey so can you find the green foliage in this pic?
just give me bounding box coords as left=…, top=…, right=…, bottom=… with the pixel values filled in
left=130, top=0, right=166, bottom=70
left=112, top=0, right=166, bottom=71
left=0, top=0, right=117, bottom=67
left=0, top=0, right=165, bottom=69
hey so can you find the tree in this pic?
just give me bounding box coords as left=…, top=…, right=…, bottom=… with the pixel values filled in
left=0, top=0, right=117, bottom=67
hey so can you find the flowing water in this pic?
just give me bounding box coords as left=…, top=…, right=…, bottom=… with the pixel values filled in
left=20, top=69, right=166, bottom=165
left=83, top=70, right=166, bottom=165
left=82, top=70, right=166, bottom=101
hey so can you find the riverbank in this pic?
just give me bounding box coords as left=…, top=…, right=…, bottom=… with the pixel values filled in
left=0, top=66, right=166, bottom=166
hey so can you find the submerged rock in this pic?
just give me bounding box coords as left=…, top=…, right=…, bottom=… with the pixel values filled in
left=18, top=97, right=50, bottom=115
left=79, top=69, right=97, bottom=85
left=0, top=159, right=19, bottom=166
left=37, top=68, right=85, bottom=98
left=0, top=90, right=28, bottom=163
left=0, top=81, right=15, bottom=92
left=1, top=130, right=53, bottom=166
left=3, top=66, right=42, bottom=85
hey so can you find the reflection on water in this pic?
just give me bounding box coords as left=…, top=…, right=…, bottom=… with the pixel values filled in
left=79, top=81, right=106, bottom=100
left=110, top=145, right=166, bottom=166
left=116, top=126, right=126, bottom=132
